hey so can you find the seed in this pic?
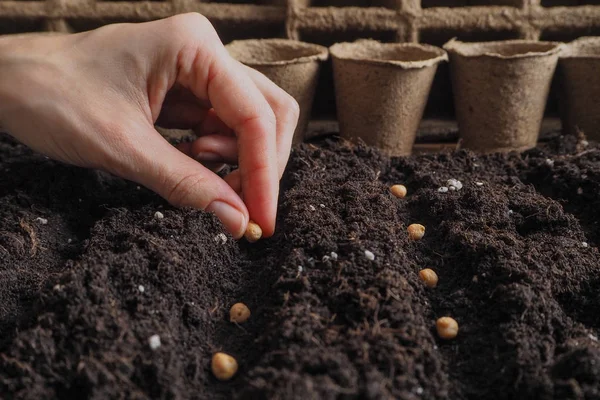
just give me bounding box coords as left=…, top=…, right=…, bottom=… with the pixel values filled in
left=390, top=184, right=407, bottom=199
left=244, top=221, right=262, bottom=243
left=211, top=352, right=238, bottom=381
left=407, top=224, right=425, bottom=241
left=419, top=268, right=438, bottom=288
left=229, top=303, right=251, bottom=323
left=436, top=317, right=459, bottom=340
left=364, top=250, right=375, bottom=261
left=154, top=211, right=164, bottom=219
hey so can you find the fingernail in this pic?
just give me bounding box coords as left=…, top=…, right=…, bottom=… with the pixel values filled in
left=195, top=152, right=223, bottom=162
left=205, top=200, right=247, bottom=238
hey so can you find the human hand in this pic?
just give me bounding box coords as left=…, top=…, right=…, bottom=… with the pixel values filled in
left=0, top=14, right=299, bottom=239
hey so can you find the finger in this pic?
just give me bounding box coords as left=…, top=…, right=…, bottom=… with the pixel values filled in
left=242, top=65, right=300, bottom=178
left=177, top=41, right=279, bottom=237
left=191, top=134, right=238, bottom=165
left=117, top=122, right=249, bottom=238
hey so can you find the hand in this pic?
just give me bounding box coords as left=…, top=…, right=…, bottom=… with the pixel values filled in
left=0, top=14, right=299, bottom=239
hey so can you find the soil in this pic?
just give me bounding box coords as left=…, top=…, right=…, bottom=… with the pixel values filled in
left=1, top=130, right=599, bottom=400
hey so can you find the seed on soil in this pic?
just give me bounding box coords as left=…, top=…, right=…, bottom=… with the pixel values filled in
left=438, top=187, right=449, bottom=193
left=138, top=285, right=145, bottom=293
left=364, top=250, right=375, bottom=260
left=35, top=217, right=48, bottom=225
left=407, top=224, right=425, bottom=241
left=545, top=158, right=554, bottom=167
left=229, top=303, right=251, bottom=323
left=211, top=352, right=238, bottom=381
left=154, top=211, right=164, bottom=220
left=475, top=182, right=484, bottom=187
left=419, top=268, right=438, bottom=288
left=330, top=252, right=338, bottom=261
left=582, top=242, right=589, bottom=248
left=148, top=334, right=161, bottom=350
left=244, top=221, right=262, bottom=243
left=389, top=184, right=407, bottom=199
left=436, top=317, right=459, bottom=340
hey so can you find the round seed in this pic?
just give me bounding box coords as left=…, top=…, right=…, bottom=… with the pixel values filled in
left=419, top=268, right=438, bottom=288
left=244, top=221, right=262, bottom=243
left=390, top=184, right=407, bottom=199
left=436, top=317, right=459, bottom=340
left=407, top=224, right=425, bottom=241
left=229, top=303, right=251, bottom=324
left=211, top=352, right=238, bottom=381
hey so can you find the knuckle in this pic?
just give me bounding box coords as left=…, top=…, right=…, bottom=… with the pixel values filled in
left=170, top=13, right=215, bottom=37
left=283, top=94, right=300, bottom=123
left=165, top=173, right=208, bottom=208
left=270, top=89, right=300, bottom=125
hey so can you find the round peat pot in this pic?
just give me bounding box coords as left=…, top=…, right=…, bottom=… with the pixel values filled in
left=330, top=40, right=447, bottom=156
left=226, top=39, right=329, bottom=144
left=444, top=39, right=563, bottom=153
left=559, top=37, right=600, bottom=140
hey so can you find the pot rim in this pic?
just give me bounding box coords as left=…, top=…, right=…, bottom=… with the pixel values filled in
left=329, top=40, right=448, bottom=69
left=443, top=39, right=563, bottom=60
left=561, top=36, right=600, bottom=60
left=226, top=39, right=329, bottom=66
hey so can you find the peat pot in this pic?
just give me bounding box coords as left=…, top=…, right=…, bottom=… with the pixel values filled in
left=444, top=39, right=563, bottom=153
left=226, top=39, right=329, bottom=144
left=330, top=40, right=447, bottom=156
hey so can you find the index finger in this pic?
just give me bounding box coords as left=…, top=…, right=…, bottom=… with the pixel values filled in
left=180, top=43, right=279, bottom=237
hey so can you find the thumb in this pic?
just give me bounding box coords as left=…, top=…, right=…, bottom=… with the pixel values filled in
left=118, top=126, right=249, bottom=238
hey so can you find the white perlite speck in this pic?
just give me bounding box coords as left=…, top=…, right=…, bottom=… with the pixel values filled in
left=154, top=211, right=164, bottom=219
left=475, top=182, right=484, bottom=187
left=214, top=233, right=227, bottom=244
left=364, top=250, right=375, bottom=261
left=319, top=204, right=326, bottom=208
left=138, top=285, right=145, bottom=293
left=589, top=333, right=598, bottom=341
left=35, top=217, right=48, bottom=225
left=438, top=187, right=449, bottom=193
left=297, top=266, right=303, bottom=273
left=582, top=242, right=589, bottom=248
left=322, top=255, right=330, bottom=262
left=149, top=335, right=161, bottom=350
left=309, top=205, right=316, bottom=211
left=330, top=252, right=338, bottom=261
left=446, top=179, right=463, bottom=191
left=545, top=158, right=554, bottom=167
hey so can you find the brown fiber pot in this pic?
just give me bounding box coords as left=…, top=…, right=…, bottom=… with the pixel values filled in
left=444, top=39, right=563, bottom=153
left=330, top=40, right=447, bottom=156
left=226, top=39, right=328, bottom=144
left=559, top=37, right=600, bottom=140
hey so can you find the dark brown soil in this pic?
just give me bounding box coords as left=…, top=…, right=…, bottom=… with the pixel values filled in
left=1, top=131, right=599, bottom=399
